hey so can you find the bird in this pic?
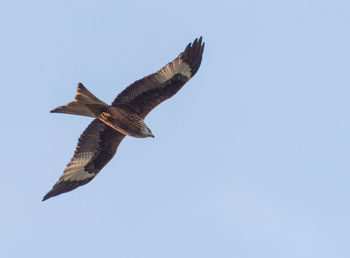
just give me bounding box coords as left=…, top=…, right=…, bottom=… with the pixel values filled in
left=42, top=37, right=205, bottom=201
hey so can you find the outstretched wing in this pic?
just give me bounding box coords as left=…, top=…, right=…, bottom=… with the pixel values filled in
left=43, top=119, right=125, bottom=201
left=112, top=37, right=205, bottom=118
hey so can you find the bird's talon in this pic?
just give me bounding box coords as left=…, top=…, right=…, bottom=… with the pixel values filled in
left=101, top=112, right=111, bottom=120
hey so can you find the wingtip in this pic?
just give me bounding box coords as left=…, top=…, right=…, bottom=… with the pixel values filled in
left=50, top=106, right=66, bottom=114
left=42, top=191, right=53, bottom=201
left=42, top=186, right=61, bottom=201
left=181, top=36, right=205, bottom=76
left=193, top=36, right=203, bottom=44
left=77, top=82, right=87, bottom=91
left=187, top=37, right=205, bottom=53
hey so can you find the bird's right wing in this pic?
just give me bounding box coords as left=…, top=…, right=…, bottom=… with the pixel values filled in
left=112, top=37, right=205, bottom=118
left=43, top=119, right=125, bottom=201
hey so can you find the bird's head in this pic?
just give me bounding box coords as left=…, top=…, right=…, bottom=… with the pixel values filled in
left=142, top=124, right=154, bottom=138
left=145, top=126, right=154, bottom=138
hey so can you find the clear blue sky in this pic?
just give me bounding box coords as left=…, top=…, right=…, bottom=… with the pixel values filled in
left=1, top=0, right=349, bottom=257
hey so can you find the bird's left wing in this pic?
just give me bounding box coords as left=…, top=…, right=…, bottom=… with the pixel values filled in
left=112, top=37, right=205, bottom=118
left=43, top=119, right=125, bottom=201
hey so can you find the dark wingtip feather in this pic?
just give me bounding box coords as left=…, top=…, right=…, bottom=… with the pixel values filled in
left=182, top=37, right=205, bottom=76
left=50, top=107, right=62, bottom=113
left=42, top=186, right=61, bottom=201
left=42, top=178, right=93, bottom=201
left=42, top=188, right=62, bottom=201
left=77, top=82, right=87, bottom=91
left=42, top=194, right=50, bottom=201
left=42, top=190, right=55, bottom=201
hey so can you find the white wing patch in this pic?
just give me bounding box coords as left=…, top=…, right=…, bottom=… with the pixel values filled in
left=156, top=58, right=192, bottom=83
left=60, top=152, right=95, bottom=181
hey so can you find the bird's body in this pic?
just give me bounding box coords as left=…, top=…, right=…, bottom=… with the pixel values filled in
left=98, top=106, right=152, bottom=138
left=43, top=37, right=204, bottom=201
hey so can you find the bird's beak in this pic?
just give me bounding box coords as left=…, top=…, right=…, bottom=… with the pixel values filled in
left=149, top=133, right=155, bottom=138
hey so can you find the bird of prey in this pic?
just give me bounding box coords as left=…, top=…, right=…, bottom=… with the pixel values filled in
left=43, top=37, right=205, bottom=201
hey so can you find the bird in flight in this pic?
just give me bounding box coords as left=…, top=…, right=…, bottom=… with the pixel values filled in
left=43, top=37, right=205, bottom=201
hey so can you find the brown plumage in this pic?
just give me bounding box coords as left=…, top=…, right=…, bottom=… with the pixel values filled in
left=43, top=37, right=205, bottom=201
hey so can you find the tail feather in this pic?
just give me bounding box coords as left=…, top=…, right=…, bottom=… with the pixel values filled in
left=51, top=83, right=107, bottom=117
left=74, top=83, right=106, bottom=105
left=50, top=101, right=96, bottom=117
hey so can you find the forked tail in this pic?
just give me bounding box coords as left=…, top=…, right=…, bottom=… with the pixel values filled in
left=50, top=83, right=108, bottom=117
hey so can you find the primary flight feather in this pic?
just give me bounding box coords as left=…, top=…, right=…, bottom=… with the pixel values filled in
left=43, top=37, right=205, bottom=201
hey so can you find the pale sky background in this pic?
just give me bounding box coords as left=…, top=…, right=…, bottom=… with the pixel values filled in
left=1, top=0, right=350, bottom=257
